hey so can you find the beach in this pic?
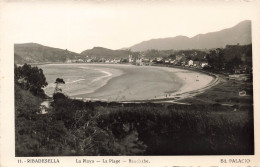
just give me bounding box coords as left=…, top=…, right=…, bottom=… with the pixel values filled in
left=155, top=67, right=218, bottom=102
left=75, top=65, right=184, bottom=101
left=39, top=64, right=215, bottom=102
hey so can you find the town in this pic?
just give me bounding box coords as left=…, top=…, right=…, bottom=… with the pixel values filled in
left=65, top=52, right=209, bottom=68
left=65, top=44, right=252, bottom=78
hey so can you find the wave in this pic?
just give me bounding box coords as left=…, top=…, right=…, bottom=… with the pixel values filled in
left=90, top=70, right=112, bottom=83
left=66, top=79, right=85, bottom=84
left=79, top=67, right=113, bottom=84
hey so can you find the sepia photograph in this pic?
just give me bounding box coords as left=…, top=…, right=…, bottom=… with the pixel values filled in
left=1, top=0, right=260, bottom=166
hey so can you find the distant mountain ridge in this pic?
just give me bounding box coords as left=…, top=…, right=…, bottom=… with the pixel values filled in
left=80, top=47, right=131, bottom=59
left=129, top=20, right=251, bottom=51
left=14, top=44, right=132, bottom=64
left=14, top=43, right=81, bottom=64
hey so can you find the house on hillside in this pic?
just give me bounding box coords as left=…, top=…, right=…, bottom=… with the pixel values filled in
left=188, top=60, right=193, bottom=66
left=129, top=55, right=133, bottom=63
left=156, top=57, right=163, bottom=62
left=201, top=61, right=208, bottom=68
left=136, top=58, right=143, bottom=66
left=76, top=59, right=84, bottom=63
left=66, top=59, right=72, bottom=63
left=86, top=59, right=93, bottom=63
left=114, top=59, right=121, bottom=63
left=170, top=60, right=175, bottom=64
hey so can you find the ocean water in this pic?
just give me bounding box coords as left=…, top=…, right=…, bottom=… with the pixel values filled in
left=39, top=64, right=122, bottom=97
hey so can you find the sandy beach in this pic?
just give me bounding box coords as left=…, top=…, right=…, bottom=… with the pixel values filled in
left=39, top=63, right=216, bottom=102
left=69, top=64, right=215, bottom=101
left=153, top=67, right=218, bottom=102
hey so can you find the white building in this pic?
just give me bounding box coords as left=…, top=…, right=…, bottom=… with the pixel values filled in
left=86, top=59, right=93, bottom=63
left=129, top=55, right=133, bottom=63
left=77, top=59, right=84, bottom=63
left=66, top=59, right=72, bottom=63
left=170, top=60, right=175, bottom=64
left=165, top=60, right=170, bottom=63
left=136, top=58, right=143, bottom=66
left=114, top=59, right=121, bottom=63
left=201, top=62, right=208, bottom=67
left=188, top=60, right=194, bottom=66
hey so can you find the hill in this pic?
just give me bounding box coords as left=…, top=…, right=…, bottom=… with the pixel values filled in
left=80, top=47, right=132, bottom=59
left=129, top=20, right=251, bottom=51
left=14, top=43, right=82, bottom=64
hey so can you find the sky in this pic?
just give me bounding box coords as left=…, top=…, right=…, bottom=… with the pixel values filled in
left=1, top=0, right=256, bottom=53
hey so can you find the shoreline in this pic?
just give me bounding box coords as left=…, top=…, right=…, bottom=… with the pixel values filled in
left=70, top=64, right=218, bottom=103
left=120, top=68, right=219, bottom=103
left=37, top=63, right=219, bottom=103
left=73, top=65, right=184, bottom=101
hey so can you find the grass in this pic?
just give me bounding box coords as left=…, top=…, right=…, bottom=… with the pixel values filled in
left=180, top=77, right=253, bottom=108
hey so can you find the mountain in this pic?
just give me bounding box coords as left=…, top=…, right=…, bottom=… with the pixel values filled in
left=14, top=43, right=81, bottom=64
left=80, top=47, right=131, bottom=59
left=129, top=20, right=252, bottom=51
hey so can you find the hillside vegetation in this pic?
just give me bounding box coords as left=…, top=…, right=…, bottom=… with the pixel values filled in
left=14, top=43, right=81, bottom=64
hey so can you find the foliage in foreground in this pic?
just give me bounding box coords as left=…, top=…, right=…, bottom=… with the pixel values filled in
left=15, top=64, right=47, bottom=97
left=15, top=89, right=254, bottom=156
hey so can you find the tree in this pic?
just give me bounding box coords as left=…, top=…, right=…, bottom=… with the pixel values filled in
left=207, top=49, right=225, bottom=71
left=54, top=78, right=65, bottom=93
left=225, top=56, right=242, bottom=72
left=15, top=64, right=48, bottom=97
left=168, top=54, right=176, bottom=59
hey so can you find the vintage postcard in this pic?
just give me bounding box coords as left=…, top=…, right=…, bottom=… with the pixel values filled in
left=0, top=0, right=260, bottom=166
